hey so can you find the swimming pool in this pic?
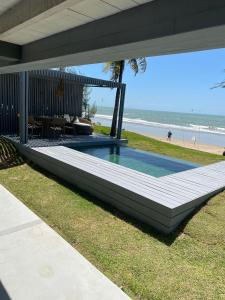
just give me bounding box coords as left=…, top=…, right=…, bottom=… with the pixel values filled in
left=71, top=145, right=199, bottom=177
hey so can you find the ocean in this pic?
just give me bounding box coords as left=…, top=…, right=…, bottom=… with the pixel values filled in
left=94, top=107, right=225, bottom=147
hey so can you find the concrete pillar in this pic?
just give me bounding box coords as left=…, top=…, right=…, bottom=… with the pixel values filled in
left=116, top=84, right=126, bottom=140
left=19, top=72, right=28, bottom=144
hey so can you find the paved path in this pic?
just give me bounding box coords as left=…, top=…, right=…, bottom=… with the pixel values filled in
left=0, top=185, right=130, bottom=300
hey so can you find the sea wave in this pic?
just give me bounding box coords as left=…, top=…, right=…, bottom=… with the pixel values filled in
left=95, top=114, right=225, bottom=136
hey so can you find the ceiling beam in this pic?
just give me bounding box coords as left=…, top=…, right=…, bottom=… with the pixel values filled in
left=0, top=41, right=21, bottom=62
left=22, top=0, right=225, bottom=60
left=0, top=0, right=83, bottom=36
left=0, top=0, right=225, bottom=73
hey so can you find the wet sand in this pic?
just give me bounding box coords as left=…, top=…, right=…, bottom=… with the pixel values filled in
left=132, top=131, right=225, bottom=155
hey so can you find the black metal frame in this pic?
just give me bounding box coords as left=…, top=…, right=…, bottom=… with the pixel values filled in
left=0, top=69, right=126, bottom=143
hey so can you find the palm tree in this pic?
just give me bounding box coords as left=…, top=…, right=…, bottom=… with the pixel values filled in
left=103, top=58, right=147, bottom=137
left=211, top=70, right=225, bottom=89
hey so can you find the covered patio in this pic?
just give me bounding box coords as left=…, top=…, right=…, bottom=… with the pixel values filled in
left=0, top=69, right=126, bottom=145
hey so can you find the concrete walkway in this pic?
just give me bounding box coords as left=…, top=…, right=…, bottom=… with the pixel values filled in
left=0, top=185, right=130, bottom=300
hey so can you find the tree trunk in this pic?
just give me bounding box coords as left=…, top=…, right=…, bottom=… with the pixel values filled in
left=110, top=60, right=124, bottom=137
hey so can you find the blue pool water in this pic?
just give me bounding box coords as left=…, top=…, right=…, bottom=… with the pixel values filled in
left=73, top=145, right=199, bottom=178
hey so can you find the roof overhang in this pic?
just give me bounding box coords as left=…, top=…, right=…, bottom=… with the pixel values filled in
left=0, top=0, right=225, bottom=73
left=0, top=41, right=21, bottom=63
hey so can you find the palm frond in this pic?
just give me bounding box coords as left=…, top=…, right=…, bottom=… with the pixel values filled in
left=137, top=57, right=147, bottom=73
left=211, top=81, right=225, bottom=89
left=128, top=59, right=139, bottom=75
left=103, top=61, right=122, bottom=81
left=128, top=57, right=147, bottom=75
left=103, top=57, right=147, bottom=81
left=103, top=62, right=113, bottom=73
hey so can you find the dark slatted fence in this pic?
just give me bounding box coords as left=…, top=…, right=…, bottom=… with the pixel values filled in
left=0, top=70, right=84, bottom=134
left=0, top=73, right=19, bottom=134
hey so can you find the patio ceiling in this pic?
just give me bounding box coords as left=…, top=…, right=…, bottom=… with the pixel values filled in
left=0, top=0, right=225, bottom=73
left=0, top=0, right=152, bottom=45
left=0, top=0, right=20, bottom=15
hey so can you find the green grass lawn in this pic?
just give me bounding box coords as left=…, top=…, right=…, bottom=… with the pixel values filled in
left=1, top=133, right=225, bottom=300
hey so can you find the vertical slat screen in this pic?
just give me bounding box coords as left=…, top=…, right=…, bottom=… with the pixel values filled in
left=0, top=73, right=19, bottom=134
left=0, top=70, right=84, bottom=134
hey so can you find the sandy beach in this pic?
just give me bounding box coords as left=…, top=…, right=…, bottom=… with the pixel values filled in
left=131, top=130, right=224, bottom=155
left=94, top=115, right=225, bottom=155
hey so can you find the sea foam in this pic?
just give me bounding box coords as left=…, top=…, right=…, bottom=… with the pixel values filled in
left=95, top=114, right=225, bottom=136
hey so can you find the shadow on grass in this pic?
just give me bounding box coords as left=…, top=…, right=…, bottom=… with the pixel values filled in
left=27, top=160, right=207, bottom=246
left=0, top=137, right=24, bottom=170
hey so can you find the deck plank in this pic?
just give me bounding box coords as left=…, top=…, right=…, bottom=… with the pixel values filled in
left=35, top=147, right=195, bottom=204
left=34, top=147, right=179, bottom=207
left=38, top=146, right=198, bottom=200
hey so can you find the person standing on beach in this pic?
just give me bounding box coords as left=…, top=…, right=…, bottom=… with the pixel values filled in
left=167, top=130, right=172, bottom=141
left=192, top=135, right=196, bottom=145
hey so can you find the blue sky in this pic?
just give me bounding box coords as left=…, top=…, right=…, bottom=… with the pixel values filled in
left=73, top=48, right=225, bottom=115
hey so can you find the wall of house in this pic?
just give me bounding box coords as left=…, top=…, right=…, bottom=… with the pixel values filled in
left=0, top=71, right=84, bottom=134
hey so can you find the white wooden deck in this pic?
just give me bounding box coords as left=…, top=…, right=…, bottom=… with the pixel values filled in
left=14, top=144, right=225, bottom=233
